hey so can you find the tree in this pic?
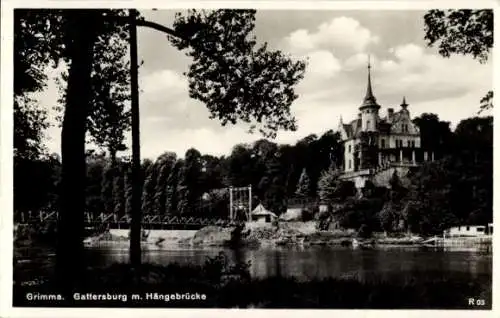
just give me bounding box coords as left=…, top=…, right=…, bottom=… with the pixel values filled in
left=153, top=152, right=177, bottom=215
left=424, top=9, right=493, bottom=112
left=14, top=96, right=49, bottom=160
left=199, top=154, right=225, bottom=193
left=176, top=149, right=203, bottom=216
left=141, top=161, right=159, bottom=216
left=55, top=11, right=131, bottom=162
left=226, top=143, right=256, bottom=187
left=169, top=9, right=306, bottom=138
left=101, top=163, right=115, bottom=214
left=412, top=113, right=453, bottom=154
left=14, top=10, right=65, bottom=160
left=85, top=154, right=106, bottom=217
left=317, top=165, right=355, bottom=203
left=295, top=168, right=311, bottom=197
left=259, top=152, right=288, bottom=215
left=165, top=160, right=183, bottom=216
left=378, top=171, right=407, bottom=233
left=112, top=163, right=126, bottom=217
left=17, top=8, right=306, bottom=285
left=14, top=153, right=61, bottom=214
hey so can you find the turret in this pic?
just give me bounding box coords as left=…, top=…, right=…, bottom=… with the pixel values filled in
left=400, top=96, right=409, bottom=110
left=359, top=58, right=380, bottom=132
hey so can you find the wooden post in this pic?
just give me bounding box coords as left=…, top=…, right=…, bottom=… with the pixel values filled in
left=229, top=186, right=233, bottom=220
left=129, top=9, right=142, bottom=266
left=248, top=185, right=252, bottom=221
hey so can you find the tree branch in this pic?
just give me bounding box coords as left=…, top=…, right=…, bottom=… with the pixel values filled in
left=136, top=19, right=184, bottom=39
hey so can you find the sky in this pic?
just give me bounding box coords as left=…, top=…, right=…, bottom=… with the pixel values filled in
left=35, top=9, right=493, bottom=160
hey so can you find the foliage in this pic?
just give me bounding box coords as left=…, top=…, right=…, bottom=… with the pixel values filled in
left=412, top=113, right=452, bottom=152
left=14, top=153, right=61, bottom=213
left=13, top=9, right=64, bottom=160
left=14, top=96, right=49, bottom=160
left=479, top=91, right=493, bottom=114
left=295, top=168, right=311, bottom=197
left=176, top=149, right=203, bottom=216
left=169, top=9, right=307, bottom=138
left=152, top=152, right=177, bottom=215
left=424, top=9, right=493, bottom=63
left=317, top=166, right=355, bottom=202
left=423, top=9, right=493, bottom=112
left=53, top=10, right=132, bottom=159
left=165, top=160, right=184, bottom=216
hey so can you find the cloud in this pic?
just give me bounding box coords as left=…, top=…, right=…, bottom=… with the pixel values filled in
left=307, top=50, right=342, bottom=78
left=285, top=16, right=379, bottom=55
left=343, top=52, right=379, bottom=71
left=140, top=126, right=261, bottom=159
left=373, top=43, right=492, bottom=104
left=140, top=69, right=188, bottom=99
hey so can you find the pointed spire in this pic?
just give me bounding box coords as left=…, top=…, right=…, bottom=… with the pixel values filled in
left=360, top=54, right=380, bottom=109
left=401, top=96, right=409, bottom=109
left=339, top=115, right=343, bottom=124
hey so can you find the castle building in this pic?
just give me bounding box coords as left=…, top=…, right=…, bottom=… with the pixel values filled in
left=338, top=62, right=434, bottom=188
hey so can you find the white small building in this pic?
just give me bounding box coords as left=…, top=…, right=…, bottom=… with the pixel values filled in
left=251, top=204, right=278, bottom=223
left=444, top=224, right=493, bottom=237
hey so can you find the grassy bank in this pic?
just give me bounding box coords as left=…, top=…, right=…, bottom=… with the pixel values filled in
left=13, top=253, right=491, bottom=309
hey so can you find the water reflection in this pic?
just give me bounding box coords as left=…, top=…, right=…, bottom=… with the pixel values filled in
left=79, top=244, right=492, bottom=282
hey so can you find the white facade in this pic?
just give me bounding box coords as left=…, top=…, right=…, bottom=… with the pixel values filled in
left=445, top=224, right=493, bottom=237
left=337, top=64, right=432, bottom=188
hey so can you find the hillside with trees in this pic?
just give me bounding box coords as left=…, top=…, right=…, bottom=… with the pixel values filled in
left=14, top=114, right=493, bottom=236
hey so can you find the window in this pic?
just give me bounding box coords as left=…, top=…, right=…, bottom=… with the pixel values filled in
left=407, top=140, right=411, bottom=147
left=348, top=145, right=351, bottom=153
left=348, top=160, right=352, bottom=169
left=477, top=227, right=485, bottom=232
left=466, top=226, right=470, bottom=231
left=367, top=120, right=371, bottom=129
left=381, top=139, right=385, bottom=148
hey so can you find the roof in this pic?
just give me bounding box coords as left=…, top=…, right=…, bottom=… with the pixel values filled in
left=251, top=204, right=278, bottom=217
left=341, top=118, right=363, bottom=139
left=359, top=61, right=380, bottom=110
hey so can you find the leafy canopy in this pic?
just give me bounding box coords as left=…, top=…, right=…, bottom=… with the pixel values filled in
left=423, top=9, right=493, bottom=113
left=169, top=10, right=307, bottom=138
left=424, top=9, right=493, bottom=63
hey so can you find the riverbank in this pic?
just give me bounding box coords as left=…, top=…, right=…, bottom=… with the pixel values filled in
left=89, top=223, right=431, bottom=248
left=13, top=252, right=492, bottom=309
left=15, top=221, right=493, bottom=250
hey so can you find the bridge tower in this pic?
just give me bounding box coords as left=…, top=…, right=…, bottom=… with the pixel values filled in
left=229, top=185, right=252, bottom=221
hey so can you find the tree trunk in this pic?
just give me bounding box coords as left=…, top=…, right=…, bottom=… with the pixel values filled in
left=56, top=11, right=100, bottom=293
left=129, top=10, right=142, bottom=267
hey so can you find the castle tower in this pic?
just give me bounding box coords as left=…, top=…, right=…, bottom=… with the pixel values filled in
left=359, top=58, right=380, bottom=132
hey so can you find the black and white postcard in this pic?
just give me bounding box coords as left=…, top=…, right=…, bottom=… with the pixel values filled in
left=0, top=0, right=497, bottom=317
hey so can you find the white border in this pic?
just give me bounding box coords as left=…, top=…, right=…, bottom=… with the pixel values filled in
left=1, top=1, right=498, bottom=317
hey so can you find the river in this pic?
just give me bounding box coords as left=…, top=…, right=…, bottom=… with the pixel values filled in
left=15, top=243, right=492, bottom=283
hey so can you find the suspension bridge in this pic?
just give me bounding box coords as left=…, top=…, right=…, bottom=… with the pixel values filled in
left=14, top=186, right=320, bottom=230
left=14, top=210, right=243, bottom=230
left=14, top=186, right=256, bottom=230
